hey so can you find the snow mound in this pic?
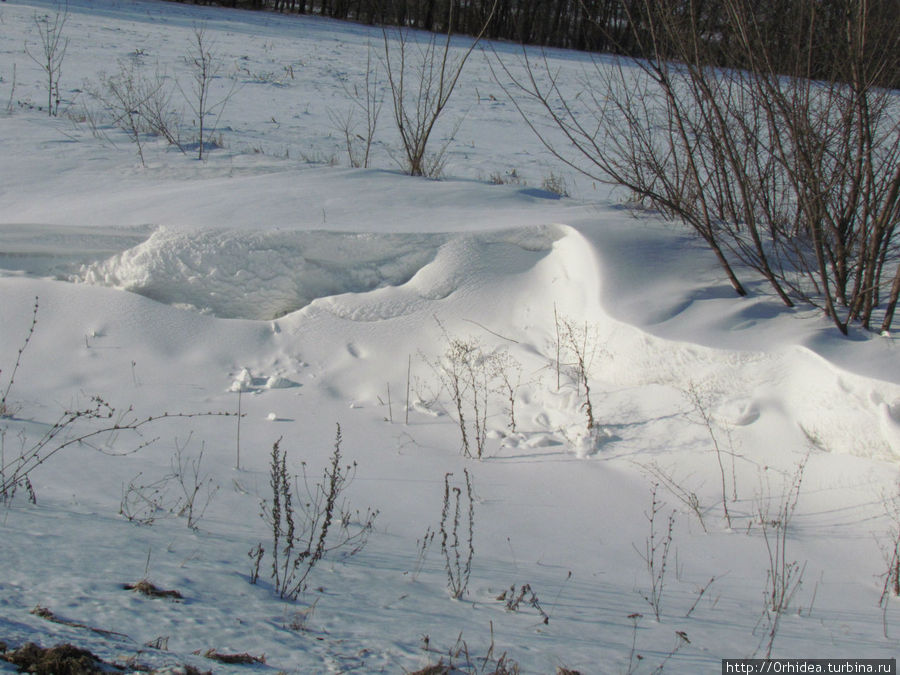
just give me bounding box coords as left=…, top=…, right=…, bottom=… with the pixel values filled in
left=77, top=225, right=566, bottom=321
left=78, top=227, right=447, bottom=319
left=315, top=225, right=566, bottom=321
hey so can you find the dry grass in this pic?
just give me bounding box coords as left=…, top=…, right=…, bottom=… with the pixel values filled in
left=198, top=648, right=266, bottom=665
left=124, top=579, right=184, bottom=600
left=1, top=642, right=106, bottom=675
left=408, top=664, right=455, bottom=675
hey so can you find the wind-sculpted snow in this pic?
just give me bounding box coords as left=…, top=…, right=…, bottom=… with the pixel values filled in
left=78, top=227, right=446, bottom=319
left=77, top=225, right=565, bottom=320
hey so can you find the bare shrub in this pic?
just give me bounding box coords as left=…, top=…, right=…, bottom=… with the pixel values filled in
left=26, top=3, right=68, bottom=117
left=424, top=328, right=511, bottom=459
left=754, top=456, right=808, bottom=657
left=495, top=0, right=900, bottom=335
left=498, top=583, right=549, bottom=624
left=331, top=44, right=382, bottom=169
left=683, top=383, right=739, bottom=529
left=0, top=297, right=37, bottom=421
left=118, top=437, right=216, bottom=529
left=409, top=525, right=435, bottom=582
left=1, top=399, right=230, bottom=508
left=634, top=483, right=676, bottom=621
left=555, top=313, right=602, bottom=432
left=180, top=27, right=234, bottom=160
left=383, top=3, right=495, bottom=177
left=235, top=62, right=294, bottom=87
left=493, top=349, right=523, bottom=434
left=252, top=425, right=378, bottom=600
left=440, top=469, right=475, bottom=599
left=488, top=168, right=523, bottom=186
left=625, top=613, right=690, bottom=674
left=1, top=298, right=232, bottom=507
left=120, top=470, right=174, bottom=525
left=541, top=172, right=568, bottom=197
left=644, top=461, right=708, bottom=534
left=91, top=61, right=182, bottom=165
left=169, top=436, right=217, bottom=529
left=84, top=56, right=185, bottom=162
left=416, top=622, right=519, bottom=675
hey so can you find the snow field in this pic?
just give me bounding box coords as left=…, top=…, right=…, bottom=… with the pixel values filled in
left=1, top=0, right=900, bottom=672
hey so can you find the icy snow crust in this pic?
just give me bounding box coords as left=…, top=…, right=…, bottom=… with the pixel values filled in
left=1, top=0, right=900, bottom=673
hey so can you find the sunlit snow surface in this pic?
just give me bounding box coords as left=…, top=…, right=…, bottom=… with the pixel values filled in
left=1, top=1, right=899, bottom=673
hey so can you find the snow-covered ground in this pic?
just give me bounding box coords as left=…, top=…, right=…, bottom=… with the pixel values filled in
left=1, top=1, right=899, bottom=672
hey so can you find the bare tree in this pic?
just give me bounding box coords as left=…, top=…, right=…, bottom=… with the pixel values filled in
left=26, top=3, right=68, bottom=117
left=383, top=1, right=496, bottom=177
left=180, top=27, right=234, bottom=160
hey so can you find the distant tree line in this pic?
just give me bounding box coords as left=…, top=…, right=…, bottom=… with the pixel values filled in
left=169, top=0, right=899, bottom=88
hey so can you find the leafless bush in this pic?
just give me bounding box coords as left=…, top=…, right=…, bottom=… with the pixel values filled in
left=495, top=0, right=900, bottom=335
left=68, top=95, right=114, bottom=144
left=440, top=469, right=475, bottom=599
left=137, top=75, right=183, bottom=149
left=754, top=456, right=808, bottom=657
left=634, top=483, right=676, bottom=621
left=644, top=461, right=708, bottom=534
left=685, top=576, right=719, bottom=619
left=488, top=168, right=523, bottom=186
left=683, top=383, right=739, bottom=529
left=493, top=349, right=523, bottom=434
left=331, top=44, right=382, bottom=169
left=235, top=62, right=294, bottom=87
left=425, top=328, right=508, bottom=459
left=416, top=621, right=519, bottom=675
left=555, top=313, right=602, bottom=432
left=91, top=60, right=184, bottom=165
left=408, top=525, right=436, bottom=582
left=0, top=297, right=37, bottom=422
left=26, top=3, right=68, bottom=117
left=180, top=27, right=235, bottom=160
left=625, top=613, right=690, bottom=675
left=120, top=470, right=173, bottom=525
left=3, top=395, right=228, bottom=507
left=541, top=172, right=568, bottom=197
left=383, top=3, right=495, bottom=177
left=169, top=436, right=217, bottom=529
left=84, top=53, right=186, bottom=161
left=1, top=297, right=232, bottom=506
left=252, top=426, right=378, bottom=600
left=498, top=583, right=549, bottom=624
